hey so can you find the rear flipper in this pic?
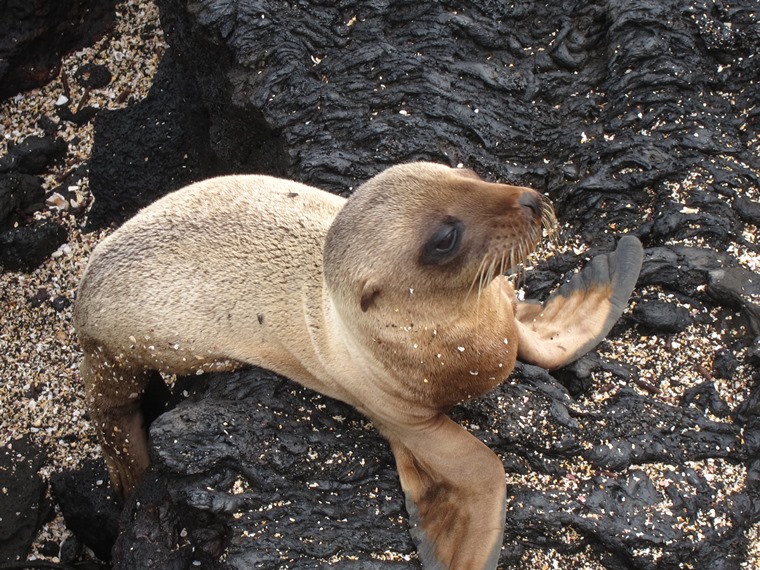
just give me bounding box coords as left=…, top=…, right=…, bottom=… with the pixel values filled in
left=516, top=235, right=643, bottom=369
left=81, top=351, right=166, bottom=498
left=386, top=415, right=506, bottom=570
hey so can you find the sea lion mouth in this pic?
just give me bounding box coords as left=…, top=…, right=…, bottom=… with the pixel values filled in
left=469, top=197, right=559, bottom=297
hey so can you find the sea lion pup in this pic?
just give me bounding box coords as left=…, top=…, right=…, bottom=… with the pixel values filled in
left=74, top=162, right=643, bottom=570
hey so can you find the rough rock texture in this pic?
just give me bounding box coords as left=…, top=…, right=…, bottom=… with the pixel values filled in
left=50, top=460, right=121, bottom=562
left=632, top=299, right=692, bottom=334
left=465, top=363, right=757, bottom=569
left=0, top=173, right=45, bottom=231
left=111, top=372, right=414, bottom=569
left=0, top=219, right=68, bottom=272
left=66, top=0, right=760, bottom=568
left=86, top=50, right=217, bottom=229
left=0, top=134, right=69, bottom=271
left=0, top=436, right=52, bottom=564
left=0, top=0, right=119, bottom=101
left=107, top=363, right=760, bottom=569
left=0, top=135, right=67, bottom=175
left=146, top=0, right=760, bottom=244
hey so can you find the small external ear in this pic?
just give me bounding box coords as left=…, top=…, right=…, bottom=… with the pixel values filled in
left=360, top=279, right=381, bottom=312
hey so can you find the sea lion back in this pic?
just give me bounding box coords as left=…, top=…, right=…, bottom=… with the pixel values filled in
left=75, top=174, right=345, bottom=374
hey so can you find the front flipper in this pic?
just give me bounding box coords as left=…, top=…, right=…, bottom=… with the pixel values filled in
left=516, top=235, right=643, bottom=369
left=385, top=415, right=506, bottom=570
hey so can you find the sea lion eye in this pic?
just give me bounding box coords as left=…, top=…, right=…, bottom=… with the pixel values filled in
left=421, top=220, right=464, bottom=265
left=435, top=226, right=458, bottom=253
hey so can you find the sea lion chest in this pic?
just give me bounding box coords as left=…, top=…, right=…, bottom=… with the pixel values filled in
left=346, top=279, right=519, bottom=410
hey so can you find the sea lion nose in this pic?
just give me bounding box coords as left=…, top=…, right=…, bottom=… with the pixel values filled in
left=518, top=191, right=542, bottom=218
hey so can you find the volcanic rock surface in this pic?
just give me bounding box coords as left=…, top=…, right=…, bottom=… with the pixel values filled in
left=0, top=0, right=119, bottom=100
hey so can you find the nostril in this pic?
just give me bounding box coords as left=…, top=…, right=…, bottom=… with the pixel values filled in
left=518, top=192, right=542, bottom=217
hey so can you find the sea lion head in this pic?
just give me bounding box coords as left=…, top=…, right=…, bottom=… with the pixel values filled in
left=324, top=162, right=556, bottom=318
left=323, top=162, right=557, bottom=407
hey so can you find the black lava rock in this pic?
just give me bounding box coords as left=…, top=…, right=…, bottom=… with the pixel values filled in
left=708, top=267, right=760, bottom=335
left=632, top=300, right=692, bottom=334
left=124, top=370, right=417, bottom=568
left=713, top=348, right=740, bottom=379
left=150, top=0, right=760, bottom=253
left=639, top=246, right=732, bottom=295
left=0, top=172, right=45, bottom=230
left=555, top=352, right=637, bottom=398
left=51, top=460, right=121, bottom=561
left=734, top=195, right=760, bottom=226
left=75, top=62, right=112, bottom=88
left=112, top=471, right=229, bottom=570
left=460, top=369, right=748, bottom=568
left=87, top=50, right=219, bottom=229
left=50, top=295, right=71, bottom=312
left=747, top=337, right=760, bottom=369
left=0, top=437, right=52, bottom=564
left=59, top=534, right=83, bottom=565
left=56, top=104, right=100, bottom=126
left=0, top=135, right=67, bottom=175
left=0, top=0, right=119, bottom=100
left=682, top=382, right=733, bottom=418
left=0, top=219, right=68, bottom=272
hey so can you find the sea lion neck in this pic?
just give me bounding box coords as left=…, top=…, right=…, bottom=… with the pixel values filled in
left=322, top=273, right=518, bottom=410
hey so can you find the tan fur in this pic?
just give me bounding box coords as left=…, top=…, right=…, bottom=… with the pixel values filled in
left=74, top=162, right=639, bottom=570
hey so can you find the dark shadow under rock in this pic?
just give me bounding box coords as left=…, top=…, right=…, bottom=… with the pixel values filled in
left=0, top=172, right=45, bottom=231
left=86, top=50, right=215, bottom=229
left=87, top=47, right=288, bottom=229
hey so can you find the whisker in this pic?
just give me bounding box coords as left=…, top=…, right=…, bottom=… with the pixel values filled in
left=514, top=244, right=522, bottom=287
left=468, top=255, right=489, bottom=300
left=541, top=200, right=560, bottom=245
left=466, top=196, right=559, bottom=306
left=495, top=251, right=507, bottom=310
left=489, top=257, right=498, bottom=281
left=508, top=247, right=516, bottom=285
left=477, top=256, right=490, bottom=304
left=483, top=258, right=496, bottom=291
